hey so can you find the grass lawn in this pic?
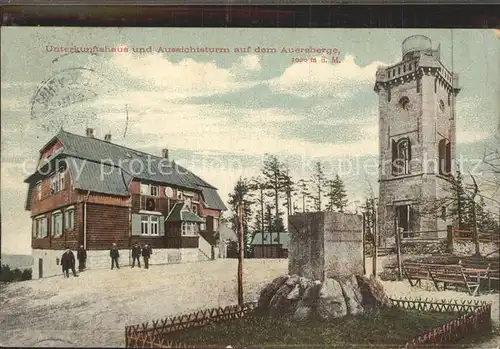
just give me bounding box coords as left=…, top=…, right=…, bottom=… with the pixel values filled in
left=165, top=308, right=459, bottom=348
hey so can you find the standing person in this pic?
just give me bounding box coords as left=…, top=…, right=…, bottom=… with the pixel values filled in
left=131, top=242, right=141, bottom=268
left=77, top=245, right=87, bottom=272
left=142, top=243, right=152, bottom=269
left=110, top=243, right=120, bottom=270
left=61, top=247, right=78, bottom=278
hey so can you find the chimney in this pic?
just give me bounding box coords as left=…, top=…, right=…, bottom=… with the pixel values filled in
left=104, top=133, right=112, bottom=142
left=162, top=148, right=169, bottom=159
left=86, top=128, right=94, bottom=138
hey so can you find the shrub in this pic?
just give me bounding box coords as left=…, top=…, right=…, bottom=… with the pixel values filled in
left=0, top=264, right=32, bottom=283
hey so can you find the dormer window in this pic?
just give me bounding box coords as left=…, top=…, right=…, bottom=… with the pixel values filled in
left=50, top=170, right=65, bottom=194
left=150, top=185, right=159, bottom=197
left=178, top=191, right=183, bottom=200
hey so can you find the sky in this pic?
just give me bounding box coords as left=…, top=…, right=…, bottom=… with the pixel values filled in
left=1, top=27, right=499, bottom=255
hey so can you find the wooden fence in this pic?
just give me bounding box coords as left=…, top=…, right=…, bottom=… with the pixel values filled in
left=125, top=302, right=257, bottom=348
left=125, top=298, right=491, bottom=349
left=393, top=297, right=492, bottom=348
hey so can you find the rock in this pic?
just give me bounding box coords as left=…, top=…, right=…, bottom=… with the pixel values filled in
left=286, top=274, right=300, bottom=287
left=339, top=275, right=364, bottom=315
left=258, top=275, right=288, bottom=309
left=301, top=283, right=321, bottom=307
left=286, top=283, right=301, bottom=300
left=355, top=275, right=392, bottom=311
left=316, top=278, right=347, bottom=320
left=298, top=277, right=314, bottom=297
left=293, top=302, right=312, bottom=321
left=269, top=284, right=294, bottom=317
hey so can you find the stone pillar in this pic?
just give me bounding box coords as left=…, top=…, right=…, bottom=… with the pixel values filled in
left=288, top=212, right=364, bottom=281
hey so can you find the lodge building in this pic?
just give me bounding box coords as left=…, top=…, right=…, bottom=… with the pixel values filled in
left=25, top=128, right=226, bottom=278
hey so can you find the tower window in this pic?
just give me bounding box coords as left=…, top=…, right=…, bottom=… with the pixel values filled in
left=392, top=138, right=411, bottom=176
left=398, top=67, right=401, bottom=75
left=438, top=138, right=452, bottom=175
left=416, top=78, right=421, bottom=93
left=399, top=96, right=410, bottom=111
left=447, top=92, right=451, bottom=106
left=387, top=88, right=391, bottom=102
left=439, top=100, right=445, bottom=112
left=434, top=78, right=437, bottom=93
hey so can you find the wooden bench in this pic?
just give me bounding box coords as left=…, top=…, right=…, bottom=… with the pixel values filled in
left=402, top=262, right=489, bottom=296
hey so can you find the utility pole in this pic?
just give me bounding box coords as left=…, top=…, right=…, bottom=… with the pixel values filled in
left=372, top=199, right=378, bottom=277
left=237, top=203, right=244, bottom=306
left=362, top=212, right=366, bottom=275
left=470, top=175, right=481, bottom=257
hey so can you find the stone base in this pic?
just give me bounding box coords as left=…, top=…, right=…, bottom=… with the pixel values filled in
left=31, top=248, right=203, bottom=279
left=257, top=274, right=391, bottom=321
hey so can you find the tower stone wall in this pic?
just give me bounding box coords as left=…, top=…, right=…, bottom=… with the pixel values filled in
left=375, top=35, right=460, bottom=242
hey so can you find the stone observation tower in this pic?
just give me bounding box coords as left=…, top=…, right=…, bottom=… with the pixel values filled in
left=374, top=35, right=460, bottom=242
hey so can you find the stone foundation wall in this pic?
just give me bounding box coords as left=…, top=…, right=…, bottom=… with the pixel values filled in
left=31, top=248, right=201, bottom=279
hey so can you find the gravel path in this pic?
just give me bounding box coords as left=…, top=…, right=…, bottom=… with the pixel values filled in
left=0, top=258, right=498, bottom=348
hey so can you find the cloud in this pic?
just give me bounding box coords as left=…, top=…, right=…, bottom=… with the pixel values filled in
left=268, top=54, right=388, bottom=99
left=109, top=52, right=261, bottom=98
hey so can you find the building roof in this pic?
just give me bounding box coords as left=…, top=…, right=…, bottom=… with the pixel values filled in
left=166, top=202, right=205, bottom=223
left=25, top=130, right=226, bottom=209
left=251, top=232, right=290, bottom=249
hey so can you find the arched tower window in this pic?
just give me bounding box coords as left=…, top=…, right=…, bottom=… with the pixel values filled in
left=392, top=137, right=411, bottom=176
left=438, top=138, right=452, bottom=175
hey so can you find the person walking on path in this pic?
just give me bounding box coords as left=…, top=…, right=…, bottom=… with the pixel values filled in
left=61, top=247, right=78, bottom=278
left=110, top=243, right=120, bottom=269
left=142, top=243, right=152, bottom=269
left=131, top=242, right=141, bottom=268
left=77, top=245, right=87, bottom=272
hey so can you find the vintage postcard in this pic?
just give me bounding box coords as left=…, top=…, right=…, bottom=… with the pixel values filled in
left=1, top=27, right=499, bottom=348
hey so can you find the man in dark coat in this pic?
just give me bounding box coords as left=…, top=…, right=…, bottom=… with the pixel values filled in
left=131, top=242, right=141, bottom=268
left=77, top=245, right=87, bottom=272
left=142, top=243, right=152, bottom=269
left=61, top=247, right=78, bottom=277
left=110, top=243, right=120, bottom=269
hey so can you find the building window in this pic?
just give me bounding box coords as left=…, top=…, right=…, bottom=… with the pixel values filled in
left=34, top=216, right=48, bottom=238
left=150, top=215, right=159, bottom=235
left=178, top=191, right=183, bottom=200
left=65, top=209, right=74, bottom=230
left=392, top=138, right=411, bottom=176
left=213, top=217, right=219, bottom=231
left=434, top=78, right=437, bottom=93
left=387, top=88, right=391, bottom=102
left=141, top=215, right=149, bottom=235
left=141, top=215, right=161, bottom=236
left=399, top=96, right=410, bottom=111
left=416, top=78, right=421, bottom=93
left=182, top=222, right=198, bottom=236
left=395, top=205, right=415, bottom=238
left=140, top=183, right=149, bottom=195
left=50, top=170, right=65, bottom=194
left=438, top=138, right=452, bottom=175
left=52, top=212, right=63, bottom=237
left=35, top=182, right=42, bottom=200
left=448, top=92, right=451, bottom=106
left=192, top=205, right=198, bottom=214
left=200, top=217, right=206, bottom=231
left=150, top=185, right=159, bottom=197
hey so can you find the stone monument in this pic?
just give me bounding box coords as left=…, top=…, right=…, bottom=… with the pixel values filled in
left=287, top=211, right=364, bottom=281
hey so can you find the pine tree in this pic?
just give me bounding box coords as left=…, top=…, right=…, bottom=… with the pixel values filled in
left=310, top=162, right=327, bottom=212
left=261, top=155, right=287, bottom=243
left=325, top=174, right=348, bottom=212
left=296, top=179, right=312, bottom=213
left=227, top=177, right=254, bottom=255
left=281, top=165, right=295, bottom=217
